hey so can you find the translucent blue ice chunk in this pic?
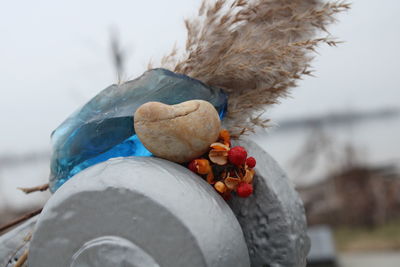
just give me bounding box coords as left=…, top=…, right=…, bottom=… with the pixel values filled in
left=49, top=68, right=227, bottom=192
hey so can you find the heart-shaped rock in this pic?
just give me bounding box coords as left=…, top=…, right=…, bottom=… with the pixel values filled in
left=134, top=100, right=221, bottom=163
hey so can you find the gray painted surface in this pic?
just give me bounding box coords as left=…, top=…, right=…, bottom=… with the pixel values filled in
left=70, top=236, right=160, bottom=267
left=229, top=139, right=310, bottom=267
left=0, top=217, right=37, bottom=267
left=29, top=157, right=250, bottom=267
left=2, top=139, right=309, bottom=266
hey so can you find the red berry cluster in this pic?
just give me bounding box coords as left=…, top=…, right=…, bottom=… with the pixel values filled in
left=227, top=146, right=256, bottom=198
left=187, top=130, right=257, bottom=199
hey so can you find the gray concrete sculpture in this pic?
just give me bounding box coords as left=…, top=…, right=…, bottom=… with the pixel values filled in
left=28, top=157, right=250, bottom=267
left=1, top=140, right=309, bottom=267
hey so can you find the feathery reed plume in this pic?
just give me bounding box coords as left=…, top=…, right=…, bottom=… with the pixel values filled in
left=161, top=0, right=350, bottom=138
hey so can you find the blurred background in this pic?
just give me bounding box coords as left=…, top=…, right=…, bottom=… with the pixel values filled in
left=0, top=0, right=399, bottom=266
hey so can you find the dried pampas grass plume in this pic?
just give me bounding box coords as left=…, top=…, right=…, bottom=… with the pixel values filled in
left=161, top=0, right=350, bottom=138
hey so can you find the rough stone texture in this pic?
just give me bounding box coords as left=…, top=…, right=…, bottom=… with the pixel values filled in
left=229, top=139, right=310, bottom=267
left=135, top=100, right=220, bottom=163
left=29, top=157, right=250, bottom=267
left=0, top=217, right=37, bottom=267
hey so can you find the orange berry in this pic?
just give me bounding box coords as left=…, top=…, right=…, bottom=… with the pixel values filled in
left=214, top=181, right=227, bottom=193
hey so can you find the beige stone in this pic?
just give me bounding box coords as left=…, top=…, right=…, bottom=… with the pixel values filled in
left=134, top=100, right=221, bottom=163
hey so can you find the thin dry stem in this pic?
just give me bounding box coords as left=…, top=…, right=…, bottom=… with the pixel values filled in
left=0, top=208, right=43, bottom=234
left=14, top=249, right=28, bottom=267
left=161, top=0, right=349, bottom=137
left=18, top=183, right=49, bottom=194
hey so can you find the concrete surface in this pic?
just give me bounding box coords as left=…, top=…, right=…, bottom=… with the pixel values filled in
left=230, top=139, right=310, bottom=267
left=29, top=157, right=250, bottom=267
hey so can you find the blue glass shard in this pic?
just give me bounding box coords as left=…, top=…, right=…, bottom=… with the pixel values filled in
left=50, top=68, right=228, bottom=192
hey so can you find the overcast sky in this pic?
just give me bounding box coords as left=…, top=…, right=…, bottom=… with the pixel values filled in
left=1, top=0, right=399, bottom=154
